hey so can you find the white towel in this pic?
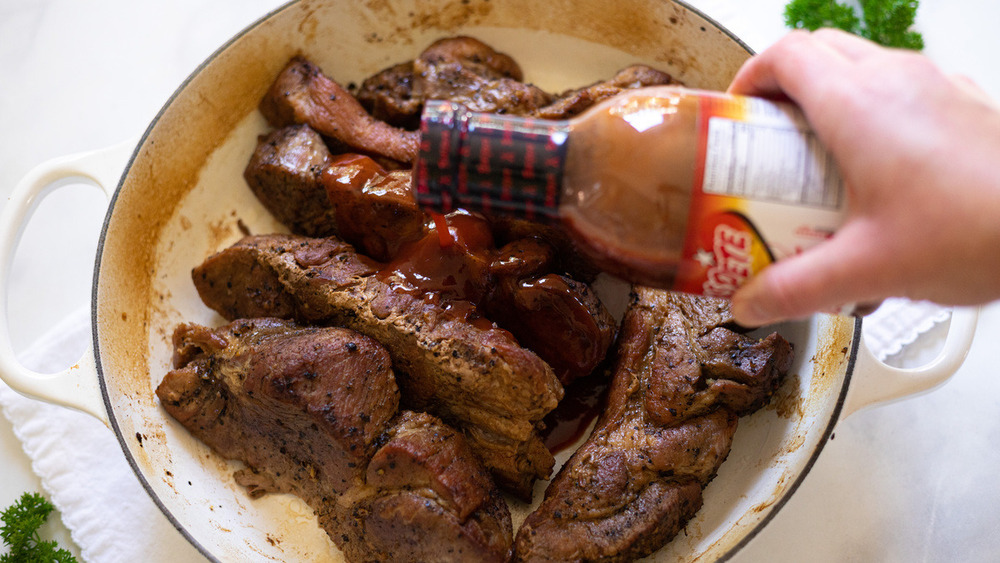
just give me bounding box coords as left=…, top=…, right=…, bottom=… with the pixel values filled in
left=0, top=307, right=205, bottom=563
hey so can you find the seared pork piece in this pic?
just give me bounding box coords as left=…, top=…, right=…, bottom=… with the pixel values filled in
left=320, top=153, right=427, bottom=261
left=487, top=237, right=557, bottom=280
left=378, top=212, right=497, bottom=305
left=412, top=36, right=553, bottom=115
left=485, top=238, right=615, bottom=384
left=645, top=301, right=792, bottom=427
left=377, top=214, right=615, bottom=386
left=191, top=234, right=563, bottom=498
left=356, top=43, right=673, bottom=128
left=495, top=273, right=615, bottom=386
left=348, top=411, right=513, bottom=562
left=244, top=124, right=426, bottom=259
left=533, top=64, right=677, bottom=120
left=484, top=238, right=615, bottom=384
left=488, top=216, right=603, bottom=283
left=243, top=124, right=338, bottom=237
left=157, top=319, right=398, bottom=497
left=355, top=36, right=553, bottom=125
left=156, top=319, right=512, bottom=562
left=420, top=35, right=524, bottom=82
left=354, top=61, right=422, bottom=129
left=514, top=290, right=793, bottom=562
left=260, top=57, right=419, bottom=164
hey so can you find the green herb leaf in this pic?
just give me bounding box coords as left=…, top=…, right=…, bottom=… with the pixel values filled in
left=860, top=0, right=925, bottom=50
left=1, top=493, right=78, bottom=562
left=784, top=0, right=924, bottom=50
left=784, top=0, right=862, bottom=35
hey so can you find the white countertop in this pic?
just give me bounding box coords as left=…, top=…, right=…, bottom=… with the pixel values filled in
left=2, top=1, right=999, bottom=561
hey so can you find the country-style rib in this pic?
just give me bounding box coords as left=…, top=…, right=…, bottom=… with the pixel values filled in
left=190, top=234, right=564, bottom=498
left=260, top=57, right=420, bottom=164
left=156, top=318, right=513, bottom=562
left=513, top=289, right=793, bottom=561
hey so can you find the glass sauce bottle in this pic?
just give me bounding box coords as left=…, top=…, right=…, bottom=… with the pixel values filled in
left=413, top=86, right=847, bottom=298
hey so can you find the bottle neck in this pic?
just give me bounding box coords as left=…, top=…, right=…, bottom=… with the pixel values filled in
left=414, top=100, right=572, bottom=222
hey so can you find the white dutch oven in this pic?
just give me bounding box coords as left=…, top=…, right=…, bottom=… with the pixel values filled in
left=0, top=1, right=978, bottom=561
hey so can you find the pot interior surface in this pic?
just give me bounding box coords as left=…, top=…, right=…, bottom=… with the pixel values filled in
left=93, top=1, right=858, bottom=561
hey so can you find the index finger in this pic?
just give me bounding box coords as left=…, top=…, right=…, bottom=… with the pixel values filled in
left=727, top=30, right=856, bottom=106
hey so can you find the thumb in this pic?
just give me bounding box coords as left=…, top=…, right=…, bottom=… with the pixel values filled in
left=730, top=221, right=886, bottom=326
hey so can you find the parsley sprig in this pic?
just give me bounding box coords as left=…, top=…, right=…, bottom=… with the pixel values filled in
left=1, top=493, right=77, bottom=562
left=784, top=0, right=925, bottom=50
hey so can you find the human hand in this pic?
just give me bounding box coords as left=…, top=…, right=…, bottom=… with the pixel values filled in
left=727, top=29, right=1000, bottom=326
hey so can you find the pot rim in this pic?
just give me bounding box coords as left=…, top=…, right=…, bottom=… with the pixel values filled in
left=91, top=3, right=304, bottom=558
left=716, top=319, right=859, bottom=560
left=88, top=1, right=861, bottom=561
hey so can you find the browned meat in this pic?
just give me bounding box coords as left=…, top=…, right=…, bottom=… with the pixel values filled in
left=488, top=237, right=557, bottom=280
left=378, top=213, right=615, bottom=383
left=354, top=61, right=422, bottom=130
left=355, top=44, right=672, bottom=129
left=412, top=36, right=553, bottom=115
left=243, top=124, right=339, bottom=237
left=157, top=319, right=398, bottom=497
left=514, top=289, right=793, bottom=562
left=350, top=411, right=513, bottom=562
left=190, top=234, right=563, bottom=498
left=533, top=64, right=677, bottom=120
left=243, top=123, right=426, bottom=259
left=155, top=318, right=512, bottom=562
left=420, top=35, right=525, bottom=81
left=488, top=216, right=603, bottom=283
left=260, top=57, right=420, bottom=164
left=487, top=270, right=615, bottom=385
left=517, top=412, right=736, bottom=562
left=503, top=274, right=615, bottom=385
left=482, top=238, right=615, bottom=385
left=354, top=36, right=553, bottom=128
left=378, top=212, right=497, bottom=305
left=643, top=296, right=792, bottom=427
left=320, top=153, right=427, bottom=261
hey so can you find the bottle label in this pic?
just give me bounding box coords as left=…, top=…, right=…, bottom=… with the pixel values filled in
left=673, top=94, right=847, bottom=298
left=414, top=100, right=569, bottom=222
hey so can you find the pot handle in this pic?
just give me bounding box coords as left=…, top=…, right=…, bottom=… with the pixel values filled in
left=841, top=306, right=979, bottom=418
left=0, top=140, right=136, bottom=426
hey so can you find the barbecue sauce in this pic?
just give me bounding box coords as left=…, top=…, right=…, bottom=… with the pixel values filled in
left=414, top=86, right=847, bottom=298
left=321, top=153, right=425, bottom=261
left=376, top=211, right=494, bottom=304
left=540, top=370, right=609, bottom=453
left=486, top=273, right=611, bottom=385
left=375, top=211, right=614, bottom=382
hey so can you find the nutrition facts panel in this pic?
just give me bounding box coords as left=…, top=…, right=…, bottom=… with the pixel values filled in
left=701, top=116, right=843, bottom=209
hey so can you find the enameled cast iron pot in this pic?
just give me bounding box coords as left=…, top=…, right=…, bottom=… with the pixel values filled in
left=0, top=1, right=978, bottom=561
